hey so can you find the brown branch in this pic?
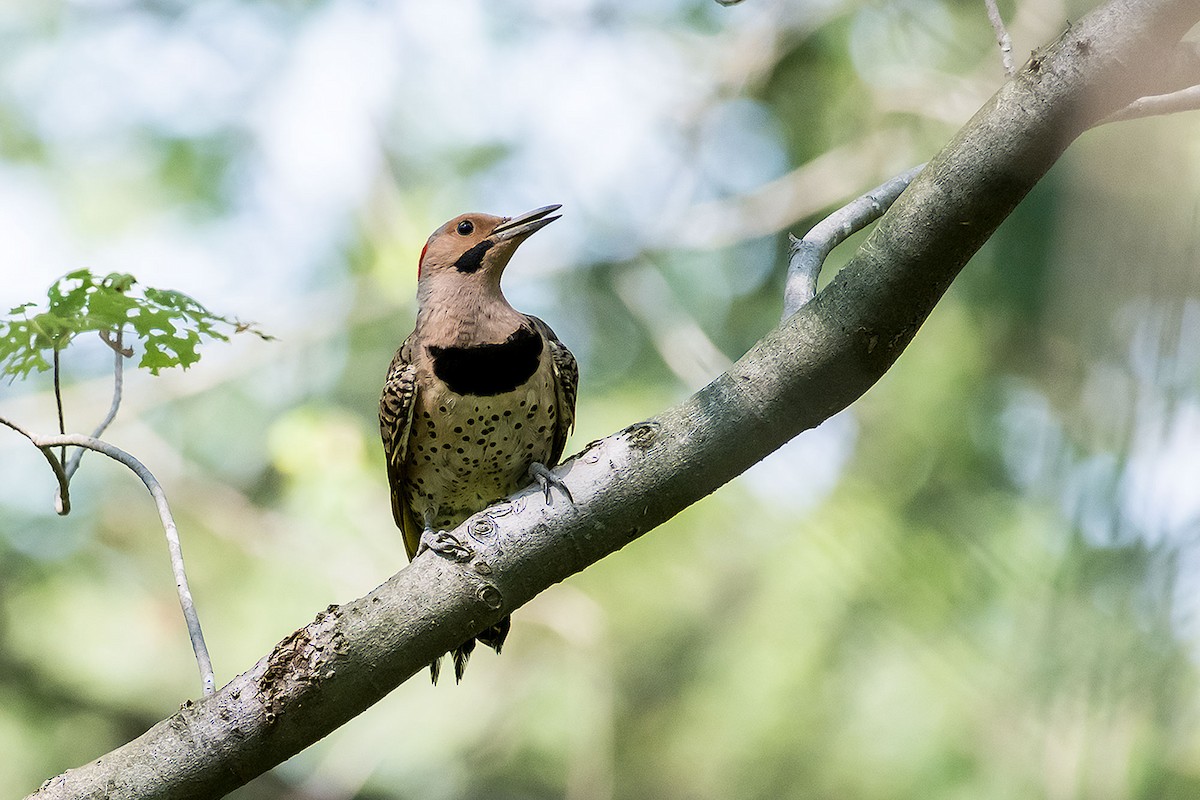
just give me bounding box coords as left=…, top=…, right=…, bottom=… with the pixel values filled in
left=24, top=0, right=1200, bottom=797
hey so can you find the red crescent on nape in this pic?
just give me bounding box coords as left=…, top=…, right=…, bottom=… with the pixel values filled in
left=418, top=241, right=430, bottom=279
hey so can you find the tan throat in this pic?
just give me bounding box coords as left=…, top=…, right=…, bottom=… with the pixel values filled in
left=415, top=276, right=527, bottom=348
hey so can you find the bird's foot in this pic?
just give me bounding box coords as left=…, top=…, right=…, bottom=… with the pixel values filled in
left=417, top=528, right=473, bottom=562
left=529, top=462, right=573, bottom=504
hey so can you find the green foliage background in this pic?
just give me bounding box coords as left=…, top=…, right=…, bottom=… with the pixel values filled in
left=2, top=1, right=1200, bottom=799
left=1, top=270, right=266, bottom=378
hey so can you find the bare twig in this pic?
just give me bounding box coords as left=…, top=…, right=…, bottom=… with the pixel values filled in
left=52, top=348, right=66, bottom=468
left=38, top=432, right=215, bottom=696
left=0, top=415, right=71, bottom=514
left=985, top=0, right=1016, bottom=76
left=783, top=164, right=926, bottom=319
left=62, top=329, right=127, bottom=483
left=1098, top=84, right=1200, bottom=124
left=624, top=161, right=927, bottom=383
left=0, top=420, right=216, bottom=697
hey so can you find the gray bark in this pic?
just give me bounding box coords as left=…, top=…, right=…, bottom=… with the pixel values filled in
left=27, top=0, right=1200, bottom=797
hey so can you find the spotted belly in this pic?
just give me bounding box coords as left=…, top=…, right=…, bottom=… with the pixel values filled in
left=403, top=376, right=559, bottom=531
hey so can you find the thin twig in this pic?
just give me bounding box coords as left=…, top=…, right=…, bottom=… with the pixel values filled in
left=985, top=0, right=1015, bottom=77
left=36, top=432, right=215, bottom=696
left=0, top=420, right=216, bottom=696
left=62, top=329, right=127, bottom=482
left=782, top=164, right=926, bottom=320
left=52, top=348, right=66, bottom=468
left=0, top=415, right=71, bottom=514
left=1097, top=84, right=1200, bottom=124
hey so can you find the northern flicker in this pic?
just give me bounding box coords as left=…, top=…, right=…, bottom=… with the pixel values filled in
left=379, top=204, right=577, bottom=683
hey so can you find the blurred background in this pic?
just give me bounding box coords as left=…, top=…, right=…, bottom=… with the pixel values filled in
left=2, top=0, right=1199, bottom=798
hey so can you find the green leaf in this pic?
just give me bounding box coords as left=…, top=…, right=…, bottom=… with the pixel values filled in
left=0, top=268, right=272, bottom=380
left=103, top=272, right=136, bottom=293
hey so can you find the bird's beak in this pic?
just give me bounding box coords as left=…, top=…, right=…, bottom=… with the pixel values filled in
left=491, top=204, right=562, bottom=242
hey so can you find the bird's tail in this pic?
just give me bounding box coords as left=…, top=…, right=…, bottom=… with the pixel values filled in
left=428, top=615, right=512, bottom=684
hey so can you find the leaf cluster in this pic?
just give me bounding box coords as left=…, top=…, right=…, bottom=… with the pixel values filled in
left=1, top=269, right=271, bottom=379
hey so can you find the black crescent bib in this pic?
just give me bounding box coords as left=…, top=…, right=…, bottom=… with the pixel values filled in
left=427, top=326, right=544, bottom=397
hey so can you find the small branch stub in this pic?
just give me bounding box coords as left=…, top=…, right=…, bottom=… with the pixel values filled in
left=477, top=584, right=504, bottom=610
left=623, top=421, right=660, bottom=449
left=783, top=164, right=925, bottom=319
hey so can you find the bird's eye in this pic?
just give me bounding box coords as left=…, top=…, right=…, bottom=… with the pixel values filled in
left=456, top=220, right=474, bottom=236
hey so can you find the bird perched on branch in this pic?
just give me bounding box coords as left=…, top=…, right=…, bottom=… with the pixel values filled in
left=379, top=205, right=577, bottom=683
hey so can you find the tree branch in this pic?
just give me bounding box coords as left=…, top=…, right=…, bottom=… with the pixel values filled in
left=25, top=0, right=1200, bottom=797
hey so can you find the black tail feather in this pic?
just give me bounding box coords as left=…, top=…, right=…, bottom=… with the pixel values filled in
left=428, top=616, right=513, bottom=685
left=452, top=637, right=476, bottom=682
left=429, top=655, right=442, bottom=685
left=476, top=616, right=511, bottom=654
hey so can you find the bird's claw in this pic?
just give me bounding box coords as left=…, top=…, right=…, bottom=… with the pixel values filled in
left=417, top=529, right=473, bottom=562
left=529, top=462, right=573, bottom=504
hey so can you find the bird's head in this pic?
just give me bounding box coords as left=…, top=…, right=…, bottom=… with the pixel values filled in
left=417, top=204, right=562, bottom=286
